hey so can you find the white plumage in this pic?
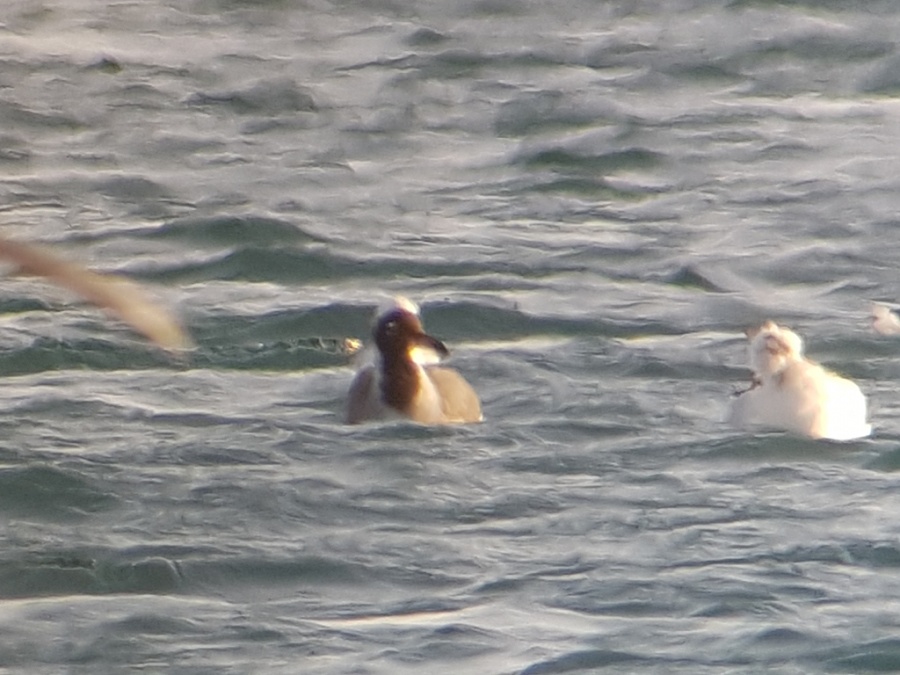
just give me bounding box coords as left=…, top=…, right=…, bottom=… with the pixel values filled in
left=871, top=303, right=900, bottom=336
left=727, top=321, right=870, bottom=441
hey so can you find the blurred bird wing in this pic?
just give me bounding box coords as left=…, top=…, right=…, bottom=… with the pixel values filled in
left=0, top=236, right=192, bottom=353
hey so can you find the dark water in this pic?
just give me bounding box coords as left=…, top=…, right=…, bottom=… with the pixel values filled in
left=3, top=0, right=900, bottom=672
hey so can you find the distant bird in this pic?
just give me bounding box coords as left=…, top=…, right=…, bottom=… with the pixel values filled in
left=345, top=297, right=482, bottom=425
left=871, top=302, right=900, bottom=336
left=0, top=235, right=191, bottom=353
left=727, top=320, right=870, bottom=441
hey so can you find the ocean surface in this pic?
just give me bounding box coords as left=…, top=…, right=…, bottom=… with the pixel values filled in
left=2, top=0, right=900, bottom=672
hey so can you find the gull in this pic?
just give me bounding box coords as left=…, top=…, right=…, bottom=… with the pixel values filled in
left=871, top=302, right=900, bottom=336
left=727, top=320, right=870, bottom=441
left=345, top=297, right=482, bottom=425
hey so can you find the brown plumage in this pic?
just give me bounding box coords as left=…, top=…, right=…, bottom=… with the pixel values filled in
left=345, top=298, right=482, bottom=425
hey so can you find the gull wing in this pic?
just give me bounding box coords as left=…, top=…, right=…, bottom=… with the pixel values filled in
left=0, top=236, right=191, bottom=353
